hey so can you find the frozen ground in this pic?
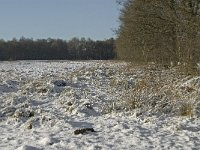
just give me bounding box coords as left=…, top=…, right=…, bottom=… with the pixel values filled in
left=0, top=61, right=200, bottom=150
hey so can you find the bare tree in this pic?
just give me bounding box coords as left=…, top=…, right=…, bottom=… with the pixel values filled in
left=116, top=0, right=200, bottom=73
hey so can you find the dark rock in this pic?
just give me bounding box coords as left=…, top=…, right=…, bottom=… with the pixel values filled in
left=67, top=101, right=73, bottom=106
left=53, top=80, right=67, bottom=87
left=28, top=111, right=34, bottom=117
left=74, top=128, right=96, bottom=135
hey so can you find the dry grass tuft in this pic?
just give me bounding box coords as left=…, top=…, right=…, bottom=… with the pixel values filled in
left=179, top=103, right=194, bottom=117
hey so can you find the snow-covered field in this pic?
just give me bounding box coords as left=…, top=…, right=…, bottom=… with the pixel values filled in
left=0, top=61, right=200, bottom=150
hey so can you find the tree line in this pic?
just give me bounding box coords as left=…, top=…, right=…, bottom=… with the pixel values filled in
left=0, top=37, right=116, bottom=60
left=116, top=0, right=200, bottom=74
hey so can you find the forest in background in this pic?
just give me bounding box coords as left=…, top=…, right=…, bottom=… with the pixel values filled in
left=0, top=37, right=116, bottom=60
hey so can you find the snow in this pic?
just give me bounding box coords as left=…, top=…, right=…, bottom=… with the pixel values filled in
left=0, top=60, right=200, bottom=150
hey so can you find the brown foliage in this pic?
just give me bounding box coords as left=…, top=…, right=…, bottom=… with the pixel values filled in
left=116, top=0, right=200, bottom=75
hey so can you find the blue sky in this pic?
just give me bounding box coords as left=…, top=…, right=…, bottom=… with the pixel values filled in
left=0, top=0, right=120, bottom=41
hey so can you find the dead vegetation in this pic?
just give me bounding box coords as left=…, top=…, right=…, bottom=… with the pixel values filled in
left=103, top=64, right=200, bottom=118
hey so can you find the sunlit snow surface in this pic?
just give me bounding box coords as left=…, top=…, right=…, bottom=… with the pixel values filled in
left=0, top=61, right=200, bottom=150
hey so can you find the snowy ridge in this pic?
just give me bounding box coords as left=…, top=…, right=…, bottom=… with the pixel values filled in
left=0, top=61, right=200, bottom=150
